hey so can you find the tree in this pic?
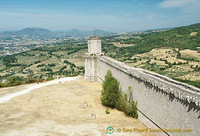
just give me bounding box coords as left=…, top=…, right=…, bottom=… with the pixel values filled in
left=101, top=70, right=138, bottom=119
left=126, top=101, right=138, bottom=119
left=101, top=70, right=121, bottom=108
left=0, top=82, right=4, bottom=87
left=177, top=52, right=181, bottom=59
left=5, top=76, right=22, bottom=86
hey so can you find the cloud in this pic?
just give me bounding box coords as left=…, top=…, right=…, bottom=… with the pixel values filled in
left=159, top=0, right=197, bottom=8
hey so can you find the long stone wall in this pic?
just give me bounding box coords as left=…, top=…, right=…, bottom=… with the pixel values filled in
left=97, top=55, right=200, bottom=136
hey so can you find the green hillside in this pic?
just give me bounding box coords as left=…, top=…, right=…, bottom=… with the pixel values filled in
left=0, top=23, right=200, bottom=88
left=104, top=23, right=200, bottom=58
left=0, top=40, right=87, bottom=87
left=102, top=23, right=200, bottom=88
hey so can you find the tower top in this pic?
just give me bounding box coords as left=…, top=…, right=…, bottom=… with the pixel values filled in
left=89, top=36, right=101, bottom=40
left=87, top=36, right=102, bottom=54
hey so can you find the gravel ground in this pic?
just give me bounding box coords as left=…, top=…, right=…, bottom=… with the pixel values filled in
left=0, top=77, right=155, bottom=136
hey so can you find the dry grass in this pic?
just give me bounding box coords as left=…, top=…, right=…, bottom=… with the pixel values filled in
left=0, top=78, right=155, bottom=136
left=127, top=48, right=200, bottom=81
left=180, top=49, right=200, bottom=60
left=68, top=49, right=87, bottom=59
left=115, top=36, right=130, bottom=39
left=190, top=32, right=198, bottom=36
left=67, top=58, right=84, bottom=67
left=112, top=42, right=135, bottom=47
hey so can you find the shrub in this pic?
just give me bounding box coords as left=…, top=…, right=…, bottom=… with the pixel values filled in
left=160, top=67, right=166, bottom=71
left=46, top=77, right=54, bottom=81
left=5, top=76, right=22, bottom=87
left=41, top=68, right=52, bottom=72
left=116, top=89, right=138, bottom=119
left=26, top=78, right=37, bottom=84
left=60, top=66, right=67, bottom=71
left=3, top=55, right=17, bottom=65
left=48, top=63, right=56, bottom=67
left=0, top=82, right=4, bottom=87
left=177, top=52, right=181, bottom=59
left=78, top=66, right=84, bottom=70
left=133, top=58, right=137, bottom=63
left=64, top=60, right=76, bottom=67
left=116, top=93, right=127, bottom=111
left=37, top=64, right=45, bottom=67
left=34, top=60, right=41, bottom=64
left=126, top=101, right=138, bottom=119
left=177, top=62, right=183, bottom=65
left=168, top=63, right=172, bottom=68
left=101, top=70, right=121, bottom=108
left=101, top=70, right=138, bottom=119
left=105, top=108, right=110, bottom=114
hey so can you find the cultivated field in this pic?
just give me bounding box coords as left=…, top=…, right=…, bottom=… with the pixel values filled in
left=0, top=43, right=86, bottom=82
left=125, top=48, right=200, bottom=82
left=112, top=42, right=135, bottom=47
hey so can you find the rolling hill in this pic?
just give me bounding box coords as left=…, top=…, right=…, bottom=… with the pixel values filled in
left=101, top=23, right=200, bottom=88
left=0, top=27, right=113, bottom=39
left=111, top=23, right=200, bottom=58
left=0, top=23, right=200, bottom=88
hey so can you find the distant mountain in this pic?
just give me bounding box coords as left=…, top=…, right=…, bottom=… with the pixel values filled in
left=0, top=27, right=55, bottom=39
left=0, top=27, right=113, bottom=39
left=64, top=29, right=112, bottom=36
left=18, top=27, right=54, bottom=37
left=144, top=27, right=172, bottom=32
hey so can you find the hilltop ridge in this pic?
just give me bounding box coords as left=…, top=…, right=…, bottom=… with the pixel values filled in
left=0, top=27, right=112, bottom=39
left=0, top=23, right=200, bottom=88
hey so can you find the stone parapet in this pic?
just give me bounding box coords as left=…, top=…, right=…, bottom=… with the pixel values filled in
left=98, top=56, right=200, bottom=107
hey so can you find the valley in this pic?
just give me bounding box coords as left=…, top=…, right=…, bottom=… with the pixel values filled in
left=0, top=23, right=200, bottom=88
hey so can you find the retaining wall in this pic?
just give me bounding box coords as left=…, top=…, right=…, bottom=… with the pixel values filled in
left=97, top=55, right=200, bottom=136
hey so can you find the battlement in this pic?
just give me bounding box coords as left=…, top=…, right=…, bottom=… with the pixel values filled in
left=87, top=37, right=102, bottom=54
left=88, top=36, right=101, bottom=40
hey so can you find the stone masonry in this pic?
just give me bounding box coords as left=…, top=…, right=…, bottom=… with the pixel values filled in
left=85, top=37, right=200, bottom=136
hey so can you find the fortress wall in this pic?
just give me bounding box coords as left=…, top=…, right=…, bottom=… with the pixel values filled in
left=97, top=56, right=200, bottom=136
left=84, top=54, right=98, bottom=81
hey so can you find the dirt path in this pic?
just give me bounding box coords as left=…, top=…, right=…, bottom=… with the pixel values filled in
left=0, top=77, right=155, bottom=136
left=0, top=76, right=79, bottom=103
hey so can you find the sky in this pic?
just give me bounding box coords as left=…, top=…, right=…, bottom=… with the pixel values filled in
left=0, top=0, right=199, bottom=32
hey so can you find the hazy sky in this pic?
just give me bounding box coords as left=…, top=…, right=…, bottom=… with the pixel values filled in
left=0, top=0, right=199, bottom=32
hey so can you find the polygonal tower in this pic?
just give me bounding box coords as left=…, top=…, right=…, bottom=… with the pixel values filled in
left=84, top=36, right=103, bottom=81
